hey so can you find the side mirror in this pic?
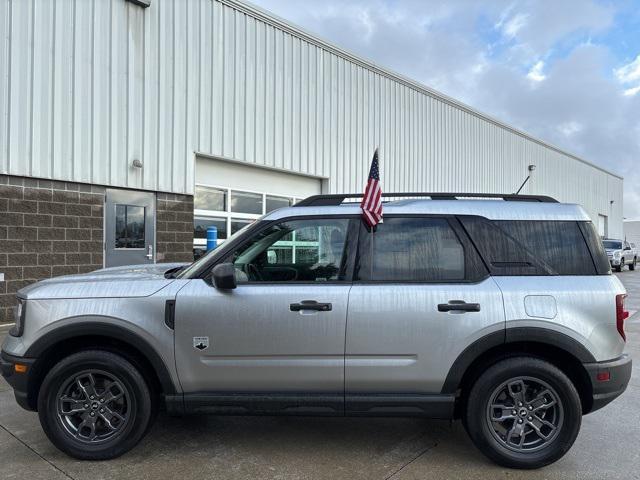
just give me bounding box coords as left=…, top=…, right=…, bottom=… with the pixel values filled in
left=211, top=263, right=237, bottom=290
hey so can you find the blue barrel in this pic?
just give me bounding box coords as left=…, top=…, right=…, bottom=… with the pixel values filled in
left=206, top=226, right=218, bottom=251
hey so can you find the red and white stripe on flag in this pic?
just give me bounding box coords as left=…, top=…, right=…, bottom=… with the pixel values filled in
left=361, top=148, right=383, bottom=227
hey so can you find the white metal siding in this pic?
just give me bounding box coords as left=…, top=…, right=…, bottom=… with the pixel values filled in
left=0, top=0, right=624, bottom=237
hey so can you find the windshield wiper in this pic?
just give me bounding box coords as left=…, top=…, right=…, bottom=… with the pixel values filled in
left=164, top=265, right=187, bottom=279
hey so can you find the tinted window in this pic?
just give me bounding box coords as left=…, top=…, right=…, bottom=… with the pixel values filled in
left=230, top=191, right=263, bottom=214
left=603, top=240, right=622, bottom=249
left=266, top=195, right=292, bottom=213
left=578, top=222, right=611, bottom=274
left=461, top=217, right=600, bottom=276
left=115, top=205, right=145, bottom=248
left=357, top=218, right=468, bottom=282
left=229, top=218, right=351, bottom=282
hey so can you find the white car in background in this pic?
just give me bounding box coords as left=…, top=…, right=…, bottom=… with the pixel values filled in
left=603, top=239, right=637, bottom=271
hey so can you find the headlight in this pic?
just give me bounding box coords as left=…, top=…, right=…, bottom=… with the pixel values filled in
left=613, top=251, right=621, bottom=258
left=9, top=298, right=25, bottom=337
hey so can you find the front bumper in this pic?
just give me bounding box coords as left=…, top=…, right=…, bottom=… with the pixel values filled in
left=584, top=354, right=632, bottom=413
left=0, top=350, right=37, bottom=411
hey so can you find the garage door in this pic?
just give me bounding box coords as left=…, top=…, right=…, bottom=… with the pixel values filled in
left=193, top=156, right=323, bottom=253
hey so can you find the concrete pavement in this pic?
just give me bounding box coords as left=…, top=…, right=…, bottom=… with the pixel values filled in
left=1, top=271, right=639, bottom=480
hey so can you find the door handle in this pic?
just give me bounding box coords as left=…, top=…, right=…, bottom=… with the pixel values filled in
left=437, top=300, right=481, bottom=313
left=290, top=300, right=332, bottom=312
left=146, top=244, right=153, bottom=260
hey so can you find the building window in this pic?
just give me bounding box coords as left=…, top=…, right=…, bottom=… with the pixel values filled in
left=194, top=186, right=227, bottom=212
left=115, top=205, right=145, bottom=249
left=231, top=190, right=263, bottom=215
left=193, top=184, right=302, bottom=255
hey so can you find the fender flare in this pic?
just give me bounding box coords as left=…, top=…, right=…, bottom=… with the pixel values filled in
left=25, top=322, right=177, bottom=394
left=440, top=326, right=596, bottom=394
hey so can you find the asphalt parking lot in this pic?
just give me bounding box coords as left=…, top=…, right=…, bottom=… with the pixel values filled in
left=1, top=271, right=639, bottom=480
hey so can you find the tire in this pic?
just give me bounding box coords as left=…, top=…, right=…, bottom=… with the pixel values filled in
left=615, top=262, right=623, bottom=272
left=37, top=350, right=153, bottom=460
left=464, top=357, right=581, bottom=469
left=630, top=258, right=636, bottom=271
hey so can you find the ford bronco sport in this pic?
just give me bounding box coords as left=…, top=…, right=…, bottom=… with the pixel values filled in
left=1, top=192, right=632, bottom=469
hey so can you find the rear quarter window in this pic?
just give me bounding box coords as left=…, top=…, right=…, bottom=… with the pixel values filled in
left=459, top=217, right=603, bottom=276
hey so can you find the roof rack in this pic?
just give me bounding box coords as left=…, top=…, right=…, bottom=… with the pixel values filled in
left=294, top=192, right=559, bottom=207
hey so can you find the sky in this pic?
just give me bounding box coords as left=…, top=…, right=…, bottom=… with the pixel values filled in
left=250, top=0, right=640, bottom=219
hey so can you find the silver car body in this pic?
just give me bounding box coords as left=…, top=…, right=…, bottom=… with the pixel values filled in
left=1, top=199, right=627, bottom=409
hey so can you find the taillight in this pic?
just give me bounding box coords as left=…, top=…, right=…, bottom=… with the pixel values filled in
left=616, top=294, right=629, bottom=341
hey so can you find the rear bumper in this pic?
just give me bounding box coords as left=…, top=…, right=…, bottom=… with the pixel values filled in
left=584, top=354, right=632, bottom=413
left=0, top=350, right=36, bottom=411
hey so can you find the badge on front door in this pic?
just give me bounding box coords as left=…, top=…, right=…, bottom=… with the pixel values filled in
left=193, top=336, right=209, bottom=351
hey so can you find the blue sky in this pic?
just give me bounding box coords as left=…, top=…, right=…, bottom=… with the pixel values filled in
left=251, top=0, right=640, bottom=218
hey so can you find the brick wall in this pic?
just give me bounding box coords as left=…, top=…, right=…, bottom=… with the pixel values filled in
left=0, top=175, right=104, bottom=323
left=156, top=193, right=195, bottom=263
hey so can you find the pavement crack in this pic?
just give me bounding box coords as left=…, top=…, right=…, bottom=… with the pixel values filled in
left=383, top=434, right=439, bottom=480
left=0, top=423, right=77, bottom=480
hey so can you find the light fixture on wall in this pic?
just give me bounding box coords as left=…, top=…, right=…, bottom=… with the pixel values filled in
left=515, top=164, right=537, bottom=194
left=131, top=159, right=143, bottom=169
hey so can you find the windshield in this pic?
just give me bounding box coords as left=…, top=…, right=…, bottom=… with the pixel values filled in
left=603, top=240, right=622, bottom=249
left=176, top=218, right=261, bottom=279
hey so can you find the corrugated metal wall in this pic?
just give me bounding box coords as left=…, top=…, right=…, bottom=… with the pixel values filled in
left=0, top=0, right=624, bottom=236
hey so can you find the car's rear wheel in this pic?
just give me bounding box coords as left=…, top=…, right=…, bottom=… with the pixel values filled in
left=464, top=357, right=581, bottom=469
left=616, top=261, right=623, bottom=272
left=38, top=350, right=153, bottom=460
left=631, top=258, right=636, bottom=271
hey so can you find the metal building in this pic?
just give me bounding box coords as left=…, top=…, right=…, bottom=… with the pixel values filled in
left=0, top=0, right=625, bottom=318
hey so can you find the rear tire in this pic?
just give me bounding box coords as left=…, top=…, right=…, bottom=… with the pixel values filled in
left=38, top=350, right=153, bottom=460
left=616, top=262, right=623, bottom=272
left=630, top=258, right=636, bottom=271
left=464, top=357, right=581, bottom=469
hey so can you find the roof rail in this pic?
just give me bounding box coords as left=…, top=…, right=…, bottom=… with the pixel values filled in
left=294, top=192, right=559, bottom=207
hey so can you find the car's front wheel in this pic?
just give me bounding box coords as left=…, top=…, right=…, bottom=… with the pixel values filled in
left=38, top=350, right=153, bottom=460
left=464, top=357, right=581, bottom=469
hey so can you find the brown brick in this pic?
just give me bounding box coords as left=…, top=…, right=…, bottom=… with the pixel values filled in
left=91, top=253, right=103, bottom=265
left=52, top=265, right=79, bottom=276
left=65, top=182, right=80, bottom=191
left=0, top=254, right=7, bottom=266
left=66, top=253, right=92, bottom=265
left=50, top=180, right=66, bottom=191
left=158, top=210, right=177, bottom=222
left=52, top=241, right=79, bottom=253
left=79, top=216, right=102, bottom=229
left=91, top=205, right=103, bottom=217
left=38, top=227, right=66, bottom=240
left=0, top=294, right=18, bottom=308
left=7, top=226, right=37, bottom=240
left=9, top=253, right=37, bottom=266
left=0, top=198, right=7, bottom=211
left=65, top=203, right=92, bottom=217
left=0, top=212, right=23, bottom=226
left=0, top=267, right=23, bottom=281
left=53, top=190, right=79, bottom=203
left=52, top=215, right=79, bottom=228
left=0, top=185, right=23, bottom=200
left=78, top=264, right=100, bottom=274
left=38, top=202, right=66, bottom=215
left=175, top=232, right=193, bottom=243
left=0, top=240, right=23, bottom=253
left=78, top=241, right=102, bottom=253
left=8, top=199, right=37, bottom=214
left=23, top=240, right=53, bottom=253
left=24, top=187, right=52, bottom=202
left=0, top=226, right=6, bottom=239
left=66, top=228, right=91, bottom=240
left=166, top=221, right=185, bottom=232
left=157, top=231, right=176, bottom=243
left=23, top=266, right=52, bottom=280
left=37, top=253, right=66, bottom=266
left=78, top=192, right=103, bottom=205
left=7, top=280, right=31, bottom=294
left=92, top=229, right=103, bottom=240
left=25, top=214, right=52, bottom=228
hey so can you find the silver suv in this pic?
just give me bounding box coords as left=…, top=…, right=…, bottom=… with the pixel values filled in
left=1, top=192, right=632, bottom=469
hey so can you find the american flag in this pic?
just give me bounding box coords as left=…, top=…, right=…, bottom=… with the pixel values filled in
left=361, top=148, right=383, bottom=227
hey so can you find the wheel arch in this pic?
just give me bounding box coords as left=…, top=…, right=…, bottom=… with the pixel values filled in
left=24, top=322, right=177, bottom=411
left=443, top=327, right=595, bottom=417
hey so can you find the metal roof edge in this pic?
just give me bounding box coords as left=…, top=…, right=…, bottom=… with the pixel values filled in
left=222, top=0, right=624, bottom=181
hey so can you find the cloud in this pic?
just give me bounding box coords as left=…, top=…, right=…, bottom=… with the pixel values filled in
left=251, top=0, right=639, bottom=218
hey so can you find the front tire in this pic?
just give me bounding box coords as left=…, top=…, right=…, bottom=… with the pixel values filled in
left=38, top=350, right=153, bottom=460
left=630, top=258, right=636, bottom=271
left=464, top=357, right=581, bottom=469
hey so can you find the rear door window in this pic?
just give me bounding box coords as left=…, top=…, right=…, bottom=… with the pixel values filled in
left=356, top=217, right=486, bottom=282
